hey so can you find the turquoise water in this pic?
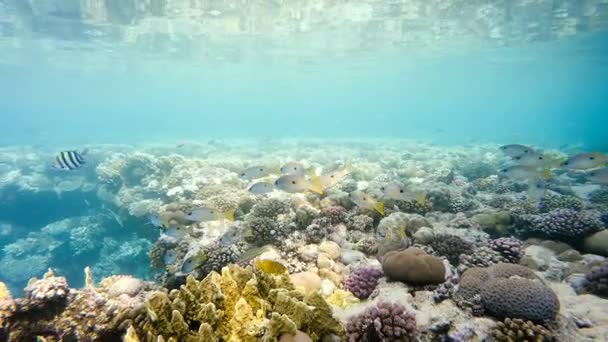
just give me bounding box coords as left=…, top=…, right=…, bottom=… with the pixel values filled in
left=0, top=0, right=608, bottom=331
left=1, top=1, right=607, bottom=148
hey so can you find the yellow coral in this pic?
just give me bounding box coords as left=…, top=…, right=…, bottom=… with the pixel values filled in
left=123, top=325, right=140, bottom=342
left=325, top=290, right=359, bottom=309
left=0, top=282, right=10, bottom=301
left=227, top=298, right=264, bottom=342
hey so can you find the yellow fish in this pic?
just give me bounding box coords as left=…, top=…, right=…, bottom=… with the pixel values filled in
left=254, top=257, right=287, bottom=274
left=274, top=173, right=323, bottom=194
left=349, top=190, right=384, bottom=215
left=562, top=153, right=608, bottom=170
left=321, top=160, right=354, bottom=189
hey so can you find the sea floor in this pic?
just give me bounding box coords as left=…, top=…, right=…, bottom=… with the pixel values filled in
left=0, top=138, right=607, bottom=341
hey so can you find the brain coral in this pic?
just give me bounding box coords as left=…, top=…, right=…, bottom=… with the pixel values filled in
left=456, top=263, right=559, bottom=322
left=382, top=247, right=445, bottom=285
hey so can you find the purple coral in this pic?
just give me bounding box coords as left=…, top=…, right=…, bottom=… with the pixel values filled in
left=344, top=266, right=384, bottom=299
left=515, top=209, right=604, bottom=240
left=488, top=237, right=524, bottom=264
left=346, top=302, right=417, bottom=342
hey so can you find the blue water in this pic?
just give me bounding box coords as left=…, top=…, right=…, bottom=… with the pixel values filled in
left=1, top=0, right=608, bottom=295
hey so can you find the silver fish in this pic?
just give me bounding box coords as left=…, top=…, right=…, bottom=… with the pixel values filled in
left=248, top=182, right=275, bottom=195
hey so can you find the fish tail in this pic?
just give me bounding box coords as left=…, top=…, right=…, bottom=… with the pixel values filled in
left=309, top=175, right=324, bottom=194
left=271, top=163, right=281, bottom=174
left=376, top=201, right=385, bottom=216
left=224, top=209, right=236, bottom=222
left=415, top=192, right=428, bottom=205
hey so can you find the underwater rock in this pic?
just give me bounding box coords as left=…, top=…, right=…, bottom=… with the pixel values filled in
left=583, top=230, right=608, bottom=257
left=345, top=302, right=417, bottom=342
left=376, top=212, right=431, bottom=244
left=318, top=241, right=341, bottom=260
left=340, top=249, right=366, bottom=265
left=382, top=247, right=445, bottom=286
left=455, top=263, right=559, bottom=322
left=289, top=272, right=322, bottom=295
left=412, top=226, right=434, bottom=244
left=580, top=261, right=608, bottom=298
left=2, top=267, right=158, bottom=341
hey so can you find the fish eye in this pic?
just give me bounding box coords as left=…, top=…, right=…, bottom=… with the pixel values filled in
left=590, top=156, right=595, bottom=160
left=524, top=150, right=529, bottom=153
left=563, top=161, right=569, bottom=165
left=363, top=197, right=367, bottom=200
left=210, top=211, right=214, bottom=214
left=259, top=168, right=263, bottom=171
left=538, top=156, right=543, bottom=160
left=380, top=187, right=384, bottom=191
left=240, top=173, right=245, bottom=177
left=294, top=167, right=297, bottom=170
left=330, top=175, right=335, bottom=178
left=501, top=169, right=507, bottom=173
left=187, top=212, right=192, bottom=216
left=291, top=180, right=296, bottom=184
left=399, top=189, right=404, bottom=193
left=514, top=156, right=521, bottom=160
left=590, top=172, right=596, bottom=176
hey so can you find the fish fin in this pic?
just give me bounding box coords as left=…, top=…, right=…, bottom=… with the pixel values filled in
left=309, top=175, right=324, bottom=194
left=307, top=167, right=318, bottom=178
left=376, top=201, right=385, bottom=216
left=224, top=209, right=235, bottom=222
left=541, top=166, right=552, bottom=180
left=80, top=148, right=89, bottom=156
left=415, top=192, right=427, bottom=205
left=270, top=163, right=281, bottom=174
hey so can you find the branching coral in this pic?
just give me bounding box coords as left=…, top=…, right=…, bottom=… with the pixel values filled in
left=428, top=234, right=474, bottom=265
left=137, top=265, right=344, bottom=341
left=344, top=266, right=384, bottom=299
left=488, top=237, right=524, bottom=264
left=345, top=302, right=417, bottom=342
left=538, top=195, right=583, bottom=213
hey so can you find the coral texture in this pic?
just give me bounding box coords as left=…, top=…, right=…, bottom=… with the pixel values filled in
left=382, top=247, right=445, bottom=285
left=491, top=318, right=555, bottom=342
left=344, top=266, right=384, bottom=299
left=455, top=263, right=559, bottom=322
left=515, top=209, right=604, bottom=240
left=488, top=237, right=524, bottom=263
left=138, top=264, right=344, bottom=341
left=428, top=234, right=474, bottom=265
left=345, top=302, right=417, bottom=342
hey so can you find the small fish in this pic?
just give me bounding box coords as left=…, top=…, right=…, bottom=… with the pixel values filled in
left=148, top=214, right=166, bottom=228
left=240, top=165, right=278, bottom=180
left=248, top=182, right=275, bottom=195
left=380, top=182, right=427, bottom=203
left=254, top=257, right=287, bottom=274
left=274, top=174, right=323, bottom=194
left=499, top=144, right=535, bottom=158
left=349, top=190, right=384, bottom=215
left=321, top=160, right=354, bottom=189
left=163, top=250, right=178, bottom=265
left=561, top=153, right=608, bottom=170
left=280, top=161, right=309, bottom=176
left=500, top=165, right=551, bottom=181
left=511, top=152, right=554, bottom=167
left=53, top=149, right=88, bottom=170
left=588, top=167, right=608, bottom=184
left=185, top=207, right=235, bottom=222
left=527, top=181, right=548, bottom=203
left=237, top=245, right=274, bottom=262
left=162, top=226, right=189, bottom=240
left=181, top=250, right=207, bottom=273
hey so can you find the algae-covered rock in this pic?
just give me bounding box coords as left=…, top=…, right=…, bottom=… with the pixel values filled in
left=584, top=230, right=608, bottom=256
left=382, top=247, right=446, bottom=285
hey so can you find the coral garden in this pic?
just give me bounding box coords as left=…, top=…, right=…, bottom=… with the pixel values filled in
left=1, top=140, right=608, bottom=341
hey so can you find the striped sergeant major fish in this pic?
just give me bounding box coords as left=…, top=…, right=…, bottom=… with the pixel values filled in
left=53, top=148, right=88, bottom=170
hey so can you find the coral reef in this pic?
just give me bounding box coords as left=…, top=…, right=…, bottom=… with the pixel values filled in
left=458, top=246, right=504, bottom=272
left=455, top=263, right=560, bottom=322
left=345, top=302, right=417, bottom=342
left=488, top=237, right=524, bottom=264
left=343, top=266, right=384, bottom=300
left=490, top=318, right=555, bottom=342
left=1, top=268, right=157, bottom=340
left=137, top=264, right=344, bottom=341
left=538, top=195, right=583, bottom=213
left=514, top=209, right=604, bottom=241
left=382, top=247, right=445, bottom=285
left=577, top=261, right=608, bottom=298
left=428, top=234, right=474, bottom=265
